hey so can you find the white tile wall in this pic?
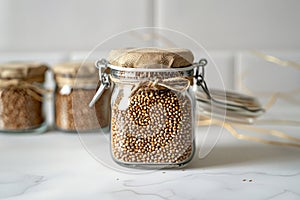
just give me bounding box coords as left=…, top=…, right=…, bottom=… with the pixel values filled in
left=1, top=0, right=300, bottom=92
left=155, top=0, right=300, bottom=50
left=235, top=51, right=300, bottom=114
left=0, top=52, right=68, bottom=65
left=0, top=0, right=153, bottom=51
left=204, top=51, right=235, bottom=90
left=236, top=51, right=300, bottom=93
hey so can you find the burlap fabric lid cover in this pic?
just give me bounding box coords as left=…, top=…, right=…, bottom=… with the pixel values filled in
left=53, top=61, right=97, bottom=87
left=0, top=62, right=47, bottom=82
left=53, top=61, right=96, bottom=77
left=108, top=48, right=194, bottom=68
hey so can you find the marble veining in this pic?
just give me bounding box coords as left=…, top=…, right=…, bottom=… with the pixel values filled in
left=111, top=189, right=172, bottom=200
left=265, top=190, right=300, bottom=200
left=1, top=128, right=299, bottom=200
left=0, top=172, right=44, bottom=199
left=113, top=170, right=300, bottom=200
left=123, top=170, right=300, bottom=187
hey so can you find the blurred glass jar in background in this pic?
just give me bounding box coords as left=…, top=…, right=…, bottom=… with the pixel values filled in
left=0, top=62, right=48, bottom=133
left=53, top=61, right=110, bottom=132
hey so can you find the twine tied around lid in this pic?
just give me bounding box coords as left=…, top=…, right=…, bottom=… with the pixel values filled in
left=0, top=77, right=52, bottom=102
left=109, top=75, right=191, bottom=97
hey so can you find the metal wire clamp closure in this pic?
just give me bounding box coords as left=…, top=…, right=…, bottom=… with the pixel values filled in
left=88, top=59, right=110, bottom=107
left=89, top=58, right=208, bottom=107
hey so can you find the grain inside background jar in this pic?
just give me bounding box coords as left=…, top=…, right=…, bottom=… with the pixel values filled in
left=0, top=62, right=48, bottom=131
left=53, top=61, right=110, bottom=132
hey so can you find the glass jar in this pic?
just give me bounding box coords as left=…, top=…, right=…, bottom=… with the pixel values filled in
left=0, top=62, right=48, bottom=133
left=53, top=61, right=110, bottom=132
left=90, top=48, right=207, bottom=168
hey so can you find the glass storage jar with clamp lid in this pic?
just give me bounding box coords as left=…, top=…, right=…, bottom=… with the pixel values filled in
left=90, top=48, right=208, bottom=168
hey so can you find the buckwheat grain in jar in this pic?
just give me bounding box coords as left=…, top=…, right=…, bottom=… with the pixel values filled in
left=90, top=48, right=207, bottom=168
left=53, top=61, right=110, bottom=132
left=0, top=62, right=48, bottom=133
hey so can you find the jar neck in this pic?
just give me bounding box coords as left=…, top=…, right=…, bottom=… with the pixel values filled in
left=110, top=69, right=194, bottom=82
left=54, top=74, right=98, bottom=88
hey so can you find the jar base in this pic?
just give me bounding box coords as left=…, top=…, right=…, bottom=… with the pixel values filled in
left=111, top=142, right=195, bottom=169
left=54, top=125, right=110, bottom=133
left=0, top=122, right=47, bottom=134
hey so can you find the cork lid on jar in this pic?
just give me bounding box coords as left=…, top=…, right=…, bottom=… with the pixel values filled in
left=0, top=62, right=48, bottom=82
left=108, top=48, right=194, bottom=68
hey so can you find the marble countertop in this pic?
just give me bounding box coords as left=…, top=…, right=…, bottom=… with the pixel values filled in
left=1, top=123, right=300, bottom=200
